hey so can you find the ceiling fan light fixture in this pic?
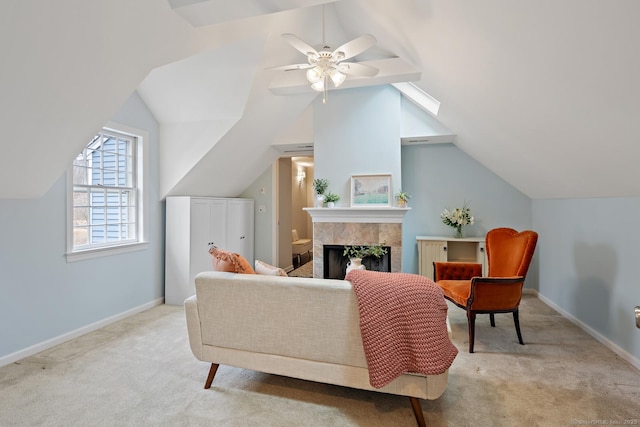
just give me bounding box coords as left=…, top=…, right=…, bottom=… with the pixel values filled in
left=310, top=78, right=325, bottom=92
left=328, top=68, right=346, bottom=87
left=306, top=67, right=323, bottom=84
left=277, top=7, right=379, bottom=103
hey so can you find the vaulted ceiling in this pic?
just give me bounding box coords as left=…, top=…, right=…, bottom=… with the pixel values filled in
left=1, top=0, right=638, bottom=199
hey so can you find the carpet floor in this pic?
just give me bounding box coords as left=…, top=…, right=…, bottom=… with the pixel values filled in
left=288, top=260, right=313, bottom=278
left=1, top=295, right=639, bottom=426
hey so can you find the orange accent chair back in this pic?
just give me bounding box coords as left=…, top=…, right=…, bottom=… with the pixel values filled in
left=486, top=228, right=537, bottom=278
left=434, top=228, right=538, bottom=353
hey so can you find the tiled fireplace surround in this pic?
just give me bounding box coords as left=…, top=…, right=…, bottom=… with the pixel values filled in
left=304, top=207, right=410, bottom=278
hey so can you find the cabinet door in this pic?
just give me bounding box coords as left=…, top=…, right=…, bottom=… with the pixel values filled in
left=227, top=199, right=254, bottom=262
left=208, top=199, right=228, bottom=250
left=190, top=199, right=215, bottom=280
left=477, top=242, right=487, bottom=276
left=418, top=240, right=447, bottom=280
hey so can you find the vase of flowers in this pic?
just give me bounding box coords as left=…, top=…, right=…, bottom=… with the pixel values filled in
left=345, top=257, right=366, bottom=275
left=441, top=202, right=474, bottom=238
left=343, top=243, right=388, bottom=274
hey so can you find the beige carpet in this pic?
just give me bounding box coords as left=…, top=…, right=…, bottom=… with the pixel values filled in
left=1, top=295, right=639, bottom=426
left=288, top=260, right=313, bottom=278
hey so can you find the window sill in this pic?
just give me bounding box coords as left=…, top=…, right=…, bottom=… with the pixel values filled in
left=66, top=242, right=150, bottom=262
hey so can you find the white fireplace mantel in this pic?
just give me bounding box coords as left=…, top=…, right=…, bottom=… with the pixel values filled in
left=303, top=207, right=410, bottom=223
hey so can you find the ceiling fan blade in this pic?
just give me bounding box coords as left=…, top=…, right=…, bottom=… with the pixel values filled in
left=337, top=62, right=379, bottom=77
left=281, top=33, right=318, bottom=57
left=267, top=63, right=314, bottom=71
left=332, top=34, right=376, bottom=61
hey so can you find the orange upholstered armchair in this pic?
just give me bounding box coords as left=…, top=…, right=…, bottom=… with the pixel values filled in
left=434, top=228, right=538, bottom=353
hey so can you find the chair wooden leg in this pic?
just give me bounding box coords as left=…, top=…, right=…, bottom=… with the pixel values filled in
left=467, top=310, right=476, bottom=353
left=204, top=363, right=219, bottom=389
left=490, top=313, right=495, bottom=327
left=409, top=397, right=426, bottom=427
left=513, top=309, right=524, bottom=345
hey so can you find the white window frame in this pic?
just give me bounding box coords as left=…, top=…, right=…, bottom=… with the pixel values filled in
left=66, top=122, right=149, bottom=262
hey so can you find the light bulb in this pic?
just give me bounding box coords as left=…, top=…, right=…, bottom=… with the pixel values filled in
left=311, top=78, right=325, bottom=92
left=306, top=67, right=323, bottom=84
left=328, top=69, right=346, bottom=87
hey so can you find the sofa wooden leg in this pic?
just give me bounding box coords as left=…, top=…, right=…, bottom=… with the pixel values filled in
left=409, top=397, right=426, bottom=427
left=204, top=363, right=219, bottom=389
left=490, top=313, right=495, bottom=327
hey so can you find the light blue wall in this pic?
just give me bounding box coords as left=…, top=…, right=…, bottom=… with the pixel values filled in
left=314, top=86, right=402, bottom=202
left=533, top=197, right=640, bottom=362
left=401, top=143, right=533, bottom=277
left=0, top=91, right=164, bottom=360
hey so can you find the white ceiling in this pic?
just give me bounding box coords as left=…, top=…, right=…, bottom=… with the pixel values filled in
left=1, top=0, right=639, bottom=199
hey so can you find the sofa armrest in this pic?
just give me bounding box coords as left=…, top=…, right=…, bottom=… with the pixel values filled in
left=185, top=295, right=204, bottom=361
left=433, top=262, right=482, bottom=281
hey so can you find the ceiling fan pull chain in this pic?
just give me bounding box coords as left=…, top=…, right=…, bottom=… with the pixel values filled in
left=323, top=75, right=328, bottom=104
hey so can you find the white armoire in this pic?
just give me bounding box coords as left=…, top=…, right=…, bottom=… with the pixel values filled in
left=165, top=196, right=254, bottom=305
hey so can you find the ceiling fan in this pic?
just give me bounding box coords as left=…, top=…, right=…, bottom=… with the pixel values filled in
left=271, top=6, right=379, bottom=103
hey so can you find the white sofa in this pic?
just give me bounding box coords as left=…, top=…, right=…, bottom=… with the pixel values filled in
left=185, top=271, right=451, bottom=426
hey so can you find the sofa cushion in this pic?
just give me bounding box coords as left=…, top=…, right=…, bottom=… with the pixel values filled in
left=209, top=247, right=255, bottom=274
left=255, top=260, right=288, bottom=277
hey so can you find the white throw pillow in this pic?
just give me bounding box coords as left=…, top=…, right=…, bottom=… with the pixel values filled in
left=254, top=260, right=288, bottom=277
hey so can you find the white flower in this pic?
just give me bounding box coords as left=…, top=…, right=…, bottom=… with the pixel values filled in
left=441, top=202, right=474, bottom=228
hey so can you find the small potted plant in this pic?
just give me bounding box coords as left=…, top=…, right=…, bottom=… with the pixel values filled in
left=313, top=178, right=329, bottom=207
left=323, top=192, right=340, bottom=208
left=395, top=191, right=411, bottom=207
left=343, top=243, right=388, bottom=274
left=343, top=245, right=368, bottom=274
left=343, top=245, right=368, bottom=260
left=365, top=242, right=388, bottom=259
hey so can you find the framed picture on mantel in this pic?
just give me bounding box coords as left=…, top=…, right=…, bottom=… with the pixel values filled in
left=350, top=174, right=392, bottom=207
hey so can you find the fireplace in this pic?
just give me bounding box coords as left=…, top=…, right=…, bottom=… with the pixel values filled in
left=303, top=207, right=410, bottom=278
left=323, top=245, right=391, bottom=280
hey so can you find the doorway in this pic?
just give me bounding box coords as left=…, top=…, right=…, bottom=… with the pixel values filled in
left=276, top=156, right=314, bottom=272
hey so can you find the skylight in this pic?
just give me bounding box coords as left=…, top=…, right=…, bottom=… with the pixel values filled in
left=391, top=82, right=440, bottom=116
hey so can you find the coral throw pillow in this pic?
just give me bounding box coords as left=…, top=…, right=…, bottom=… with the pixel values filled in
left=255, top=260, right=288, bottom=277
left=209, top=247, right=256, bottom=274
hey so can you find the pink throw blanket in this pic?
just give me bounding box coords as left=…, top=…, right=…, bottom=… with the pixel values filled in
left=346, top=270, right=458, bottom=389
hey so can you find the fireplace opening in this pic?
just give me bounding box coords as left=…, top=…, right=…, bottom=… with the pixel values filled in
left=323, top=245, right=391, bottom=280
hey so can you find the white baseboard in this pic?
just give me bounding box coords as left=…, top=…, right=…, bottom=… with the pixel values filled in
left=530, top=290, right=640, bottom=371
left=0, top=298, right=164, bottom=368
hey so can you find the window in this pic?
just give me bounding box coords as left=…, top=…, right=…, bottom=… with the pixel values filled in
left=67, top=123, right=148, bottom=261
